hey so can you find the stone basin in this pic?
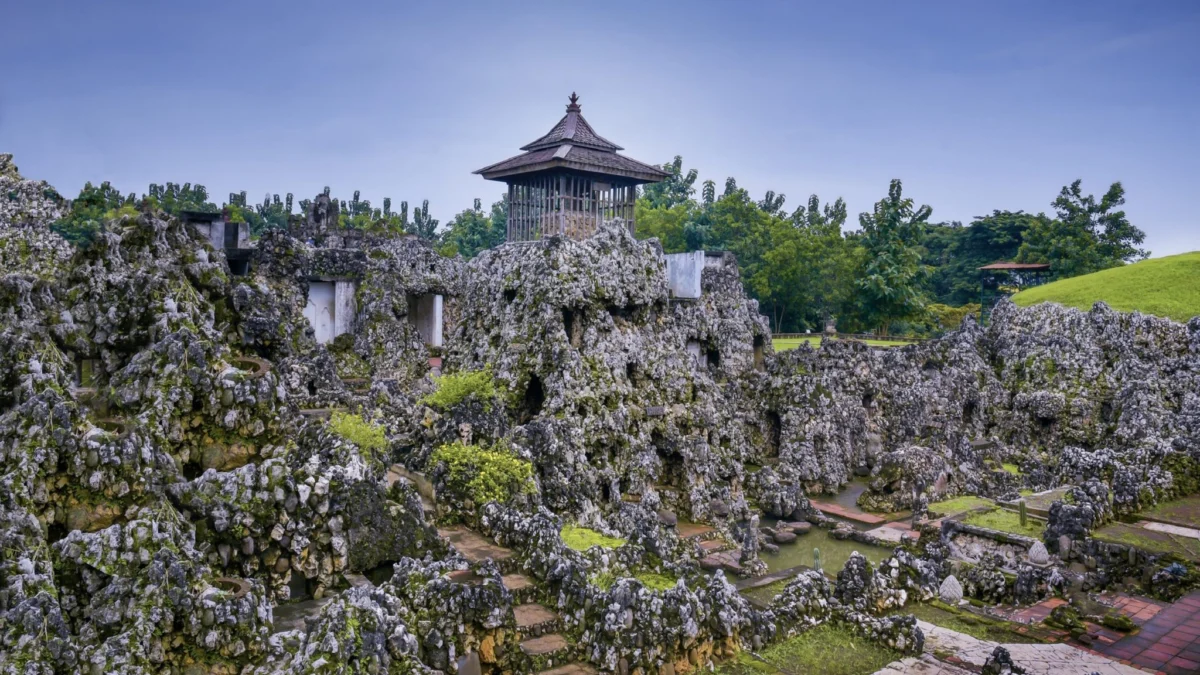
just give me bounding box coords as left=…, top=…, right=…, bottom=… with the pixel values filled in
left=212, top=577, right=251, bottom=599
left=229, top=355, right=271, bottom=379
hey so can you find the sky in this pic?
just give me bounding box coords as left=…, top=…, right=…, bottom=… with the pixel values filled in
left=2, top=0, right=1197, bottom=256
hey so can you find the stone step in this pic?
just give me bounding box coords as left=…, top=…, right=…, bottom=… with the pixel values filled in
left=439, top=526, right=518, bottom=573
left=343, top=572, right=372, bottom=588
left=536, top=664, right=597, bottom=675
left=514, top=602, right=561, bottom=637
left=520, top=632, right=570, bottom=657
left=502, top=573, right=538, bottom=603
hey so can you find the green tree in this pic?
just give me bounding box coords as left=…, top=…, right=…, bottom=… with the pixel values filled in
left=1018, top=180, right=1147, bottom=278
left=855, top=179, right=932, bottom=334
left=51, top=181, right=136, bottom=246
left=410, top=199, right=439, bottom=241
left=147, top=182, right=217, bottom=215
left=641, top=156, right=698, bottom=209
left=441, top=197, right=506, bottom=258
left=924, top=210, right=1049, bottom=305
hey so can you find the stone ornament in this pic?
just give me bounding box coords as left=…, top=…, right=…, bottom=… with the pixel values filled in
left=939, top=574, right=964, bottom=605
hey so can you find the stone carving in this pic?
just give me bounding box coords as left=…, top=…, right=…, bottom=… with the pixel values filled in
left=1027, top=541, right=1050, bottom=566
left=939, top=574, right=964, bottom=605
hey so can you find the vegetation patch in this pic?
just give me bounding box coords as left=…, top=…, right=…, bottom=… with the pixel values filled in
left=430, top=441, right=534, bottom=505
left=927, top=495, right=992, bottom=517
left=773, top=336, right=912, bottom=352
left=714, top=651, right=784, bottom=674
left=561, top=524, right=626, bottom=551
left=1012, top=251, right=1200, bottom=323
left=962, top=508, right=1045, bottom=538
left=754, top=623, right=901, bottom=675
left=893, top=602, right=1042, bottom=644
left=420, top=367, right=498, bottom=411
left=589, top=569, right=678, bottom=591
left=328, top=411, right=388, bottom=453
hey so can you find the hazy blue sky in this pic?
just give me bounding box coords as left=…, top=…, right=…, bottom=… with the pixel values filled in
left=3, top=1, right=1197, bottom=255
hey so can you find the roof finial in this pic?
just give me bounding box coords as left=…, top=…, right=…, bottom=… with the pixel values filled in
left=566, top=92, right=581, bottom=113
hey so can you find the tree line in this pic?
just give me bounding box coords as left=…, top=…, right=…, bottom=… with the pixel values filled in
left=48, top=157, right=1147, bottom=336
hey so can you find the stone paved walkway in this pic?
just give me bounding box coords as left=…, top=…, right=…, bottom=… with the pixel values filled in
left=874, top=654, right=973, bottom=675
left=1099, top=591, right=1200, bottom=675
left=810, top=500, right=887, bottom=525
left=916, top=619, right=1148, bottom=675
left=1096, top=592, right=1168, bottom=626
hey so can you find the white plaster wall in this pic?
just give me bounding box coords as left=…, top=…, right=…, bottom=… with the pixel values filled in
left=686, top=339, right=706, bottom=369
left=304, top=281, right=336, bottom=344
left=410, top=294, right=444, bottom=347
left=205, top=221, right=225, bottom=249
left=665, top=251, right=704, bottom=299
left=334, top=281, right=357, bottom=338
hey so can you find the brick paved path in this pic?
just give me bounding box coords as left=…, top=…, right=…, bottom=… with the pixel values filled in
left=1100, top=591, right=1200, bottom=675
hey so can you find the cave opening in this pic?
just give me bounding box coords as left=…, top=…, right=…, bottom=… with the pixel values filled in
left=626, top=362, right=637, bottom=380
left=765, top=410, right=782, bottom=458
left=504, top=289, right=516, bottom=305
left=607, top=303, right=641, bottom=322
left=962, top=400, right=977, bottom=421
left=562, top=307, right=582, bottom=347
left=520, top=374, right=545, bottom=422
left=753, top=335, right=765, bottom=371
left=862, top=391, right=874, bottom=408
left=706, top=346, right=721, bottom=368
left=652, top=430, right=687, bottom=489
left=229, top=259, right=251, bottom=276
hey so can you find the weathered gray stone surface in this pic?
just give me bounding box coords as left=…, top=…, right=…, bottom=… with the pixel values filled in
left=1, top=159, right=1198, bottom=672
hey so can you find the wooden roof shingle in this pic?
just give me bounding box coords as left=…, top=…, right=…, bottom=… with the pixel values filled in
left=475, top=93, right=667, bottom=185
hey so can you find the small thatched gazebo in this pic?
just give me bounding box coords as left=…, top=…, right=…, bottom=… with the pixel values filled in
left=475, top=93, right=668, bottom=242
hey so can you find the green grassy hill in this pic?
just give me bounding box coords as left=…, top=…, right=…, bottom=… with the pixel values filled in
left=1011, top=252, right=1200, bottom=323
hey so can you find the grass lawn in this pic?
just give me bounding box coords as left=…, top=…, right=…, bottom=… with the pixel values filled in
left=1139, top=495, right=1200, bottom=528
left=894, top=602, right=1042, bottom=644
left=1093, top=522, right=1200, bottom=561
left=753, top=623, right=901, bottom=675
left=1011, top=251, right=1200, bottom=323
left=928, top=495, right=993, bottom=517
left=962, top=508, right=1045, bottom=538
left=773, top=336, right=914, bottom=352
left=561, top=524, right=626, bottom=551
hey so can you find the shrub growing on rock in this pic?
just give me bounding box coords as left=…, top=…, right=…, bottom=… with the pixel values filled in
left=420, top=367, right=498, bottom=411
left=328, top=410, right=388, bottom=453
left=430, top=441, right=534, bottom=507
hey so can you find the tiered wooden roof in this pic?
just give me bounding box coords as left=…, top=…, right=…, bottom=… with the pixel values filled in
left=474, top=93, right=668, bottom=184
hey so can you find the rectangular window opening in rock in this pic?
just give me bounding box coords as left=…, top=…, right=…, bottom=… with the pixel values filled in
left=74, top=358, right=100, bottom=388
left=753, top=334, right=766, bottom=371
left=304, top=280, right=357, bottom=345
left=228, top=257, right=251, bottom=276
left=407, top=293, right=444, bottom=347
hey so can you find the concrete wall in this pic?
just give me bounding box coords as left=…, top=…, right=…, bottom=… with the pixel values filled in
left=408, top=294, right=444, bottom=347
left=304, top=281, right=336, bottom=344
left=304, top=280, right=357, bottom=344
left=665, top=251, right=704, bottom=299
left=334, top=281, right=357, bottom=338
